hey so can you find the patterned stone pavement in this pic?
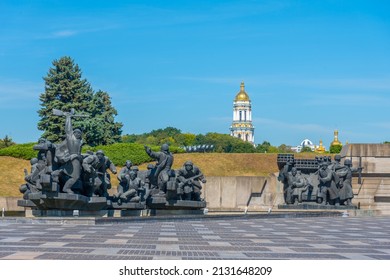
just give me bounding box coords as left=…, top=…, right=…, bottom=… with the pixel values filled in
left=0, top=215, right=390, bottom=260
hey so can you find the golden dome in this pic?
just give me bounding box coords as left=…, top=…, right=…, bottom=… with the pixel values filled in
left=315, top=140, right=326, bottom=153
left=234, top=82, right=250, bottom=102
left=330, top=130, right=342, bottom=146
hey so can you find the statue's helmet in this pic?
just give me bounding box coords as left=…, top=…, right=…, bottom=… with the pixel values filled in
left=147, top=163, right=154, bottom=169
left=73, top=128, right=82, bottom=134
left=161, top=143, right=169, bottom=151
left=129, top=171, right=136, bottom=178
left=334, top=155, right=341, bottom=161
left=30, top=158, right=38, bottom=165
left=184, top=160, right=193, bottom=166
left=125, top=160, right=132, bottom=166
left=96, top=150, right=105, bottom=156
left=344, top=159, right=352, bottom=166
left=291, top=167, right=297, bottom=173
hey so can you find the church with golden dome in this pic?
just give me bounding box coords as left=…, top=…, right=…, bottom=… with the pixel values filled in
left=230, top=82, right=255, bottom=145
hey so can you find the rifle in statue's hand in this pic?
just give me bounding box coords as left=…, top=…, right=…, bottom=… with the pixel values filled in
left=184, top=173, right=205, bottom=185
left=52, top=108, right=88, bottom=118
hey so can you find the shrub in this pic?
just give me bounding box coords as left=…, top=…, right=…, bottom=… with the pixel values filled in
left=0, top=142, right=184, bottom=166
left=0, top=143, right=37, bottom=160
left=84, top=143, right=184, bottom=166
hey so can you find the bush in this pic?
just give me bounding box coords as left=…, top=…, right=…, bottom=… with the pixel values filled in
left=0, top=141, right=185, bottom=166
left=84, top=143, right=184, bottom=166
left=0, top=143, right=37, bottom=160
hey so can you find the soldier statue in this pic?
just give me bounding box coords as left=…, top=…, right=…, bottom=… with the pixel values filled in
left=177, top=161, right=206, bottom=201
left=144, top=143, right=174, bottom=194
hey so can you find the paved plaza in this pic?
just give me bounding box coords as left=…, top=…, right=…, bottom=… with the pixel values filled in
left=1, top=215, right=390, bottom=260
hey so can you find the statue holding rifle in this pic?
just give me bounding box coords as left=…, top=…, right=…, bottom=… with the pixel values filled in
left=177, top=160, right=206, bottom=201
left=53, top=108, right=88, bottom=194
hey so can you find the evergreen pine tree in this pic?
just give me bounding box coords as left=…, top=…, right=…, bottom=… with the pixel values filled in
left=37, top=56, right=93, bottom=142
left=38, top=56, right=122, bottom=146
left=84, top=90, right=123, bottom=146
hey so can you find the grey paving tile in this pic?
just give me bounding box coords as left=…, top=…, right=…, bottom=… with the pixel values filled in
left=1, top=216, right=390, bottom=260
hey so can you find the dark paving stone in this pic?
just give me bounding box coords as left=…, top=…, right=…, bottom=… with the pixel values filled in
left=35, top=253, right=153, bottom=260
left=367, top=254, right=390, bottom=260
left=244, top=252, right=349, bottom=259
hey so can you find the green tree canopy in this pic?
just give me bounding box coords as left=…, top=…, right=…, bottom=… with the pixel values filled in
left=329, top=144, right=343, bottom=154
left=300, top=146, right=313, bottom=153
left=256, top=141, right=271, bottom=153
left=83, top=90, right=123, bottom=146
left=37, top=56, right=122, bottom=145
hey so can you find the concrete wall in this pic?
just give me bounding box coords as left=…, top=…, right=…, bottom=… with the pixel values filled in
left=203, top=174, right=282, bottom=211
left=340, top=144, right=390, bottom=174
left=0, top=197, right=23, bottom=211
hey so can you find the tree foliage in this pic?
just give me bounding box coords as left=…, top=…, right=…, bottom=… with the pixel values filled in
left=256, top=141, right=271, bottom=153
left=329, top=144, right=343, bottom=154
left=37, top=56, right=122, bottom=146
left=122, top=128, right=257, bottom=153
left=300, top=146, right=313, bottom=153
left=0, top=135, right=15, bottom=149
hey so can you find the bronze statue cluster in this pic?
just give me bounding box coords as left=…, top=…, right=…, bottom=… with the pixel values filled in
left=278, top=155, right=359, bottom=206
left=20, top=109, right=206, bottom=208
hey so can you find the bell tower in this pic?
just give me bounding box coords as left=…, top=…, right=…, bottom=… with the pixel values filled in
left=230, top=82, right=255, bottom=145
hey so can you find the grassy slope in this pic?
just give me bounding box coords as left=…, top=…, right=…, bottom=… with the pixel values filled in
left=0, top=153, right=318, bottom=197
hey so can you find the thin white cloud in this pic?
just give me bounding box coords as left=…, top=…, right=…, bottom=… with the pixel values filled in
left=42, top=23, right=121, bottom=39
left=365, top=122, right=390, bottom=130
left=0, top=79, right=41, bottom=108
left=253, top=117, right=332, bottom=134
left=173, top=75, right=390, bottom=94
left=52, top=30, right=78, bottom=38
left=303, top=93, right=390, bottom=107
left=289, top=77, right=390, bottom=91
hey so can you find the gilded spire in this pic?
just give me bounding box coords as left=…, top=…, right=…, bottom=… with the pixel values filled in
left=234, top=81, right=250, bottom=101
left=240, top=81, right=245, bottom=91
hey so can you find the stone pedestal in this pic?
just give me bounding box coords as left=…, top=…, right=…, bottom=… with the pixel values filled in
left=278, top=204, right=358, bottom=210
left=147, top=196, right=207, bottom=210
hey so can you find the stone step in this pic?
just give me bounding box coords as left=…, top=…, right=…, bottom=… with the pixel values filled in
left=371, top=203, right=390, bottom=209
left=373, top=179, right=390, bottom=202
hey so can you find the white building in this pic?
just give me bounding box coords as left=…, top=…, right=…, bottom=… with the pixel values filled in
left=230, top=82, right=255, bottom=145
left=291, top=139, right=316, bottom=153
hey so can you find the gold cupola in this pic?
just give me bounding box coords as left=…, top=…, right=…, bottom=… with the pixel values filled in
left=330, top=130, right=342, bottom=146
left=234, top=82, right=250, bottom=102
left=315, top=139, right=326, bottom=153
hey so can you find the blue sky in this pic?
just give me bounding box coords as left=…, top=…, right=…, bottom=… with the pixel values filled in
left=0, top=0, right=389, bottom=147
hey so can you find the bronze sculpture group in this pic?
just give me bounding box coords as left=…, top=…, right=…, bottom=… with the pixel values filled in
left=19, top=109, right=207, bottom=212
left=278, top=154, right=358, bottom=206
